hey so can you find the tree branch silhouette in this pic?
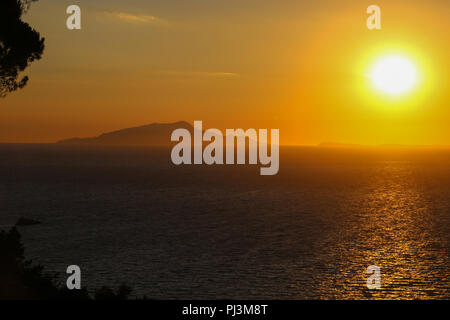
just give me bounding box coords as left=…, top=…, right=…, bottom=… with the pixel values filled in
left=0, top=0, right=45, bottom=98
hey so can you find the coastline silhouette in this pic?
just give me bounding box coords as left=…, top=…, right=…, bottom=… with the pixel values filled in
left=58, top=121, right=193, bottom=146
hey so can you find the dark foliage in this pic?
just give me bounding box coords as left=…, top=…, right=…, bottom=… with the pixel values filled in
left=0, top=0, right=45, bottom=98
left=94, top=284, right=133, bottom=301
left=0, top=227, right=132, bottom=300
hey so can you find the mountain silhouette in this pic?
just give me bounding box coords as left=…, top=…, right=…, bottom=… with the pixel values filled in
left=57, top=121, right=193, bottom=146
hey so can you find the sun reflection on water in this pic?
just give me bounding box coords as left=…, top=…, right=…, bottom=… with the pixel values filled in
left=331, top=162, right=448, bottom=299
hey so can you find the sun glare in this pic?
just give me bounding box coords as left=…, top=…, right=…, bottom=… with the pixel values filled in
left=370, top=56, right=418, bottom=95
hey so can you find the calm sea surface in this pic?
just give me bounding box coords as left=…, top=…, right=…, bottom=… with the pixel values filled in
left=0, top=144, right=449, bottom=299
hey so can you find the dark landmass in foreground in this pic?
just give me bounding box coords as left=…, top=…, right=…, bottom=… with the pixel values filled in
left=0, top=227, right=132, bottom=300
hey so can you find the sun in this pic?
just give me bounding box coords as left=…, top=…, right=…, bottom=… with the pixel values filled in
left=370, top=55, right=418, bottom=95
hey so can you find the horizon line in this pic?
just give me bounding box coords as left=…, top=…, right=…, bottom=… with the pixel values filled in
left=0, top=141, right=449, bottom=149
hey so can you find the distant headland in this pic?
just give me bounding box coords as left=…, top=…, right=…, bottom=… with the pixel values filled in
left=57, top=121, right=193, bottom=146
left=55, top=121, right=449, bottom=149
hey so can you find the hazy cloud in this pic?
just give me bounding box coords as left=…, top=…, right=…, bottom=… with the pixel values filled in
left=104, top=12, right=167, bottom=25
left=160, top=71, right=239, bottom=78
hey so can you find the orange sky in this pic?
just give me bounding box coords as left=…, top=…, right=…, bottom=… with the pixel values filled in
left=0, top=0, right=449, bottom=145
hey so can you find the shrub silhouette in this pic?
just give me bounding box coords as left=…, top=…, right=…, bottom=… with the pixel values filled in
left=94, top=284, right=133, bottom=301
left=0, top=227, right=132, bottom=300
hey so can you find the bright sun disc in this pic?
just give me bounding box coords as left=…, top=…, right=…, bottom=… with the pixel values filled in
left=370, top=56, right=418, bottom=95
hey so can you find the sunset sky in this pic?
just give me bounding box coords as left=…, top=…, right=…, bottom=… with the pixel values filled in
left=1, top=0, right=449, bottom=145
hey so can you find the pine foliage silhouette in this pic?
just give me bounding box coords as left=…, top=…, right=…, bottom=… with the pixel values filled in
left=0, top=0, right=45, bottom=98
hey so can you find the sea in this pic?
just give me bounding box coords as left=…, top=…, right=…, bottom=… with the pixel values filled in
left=0, top=144, right=448, bottom=299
